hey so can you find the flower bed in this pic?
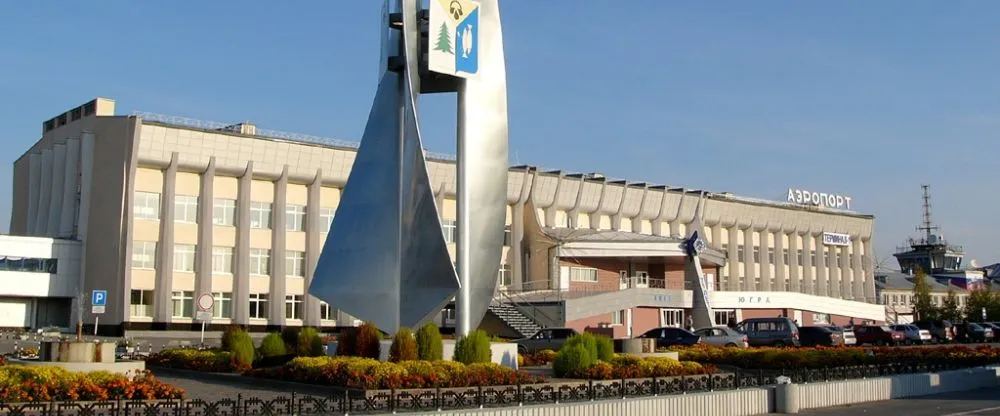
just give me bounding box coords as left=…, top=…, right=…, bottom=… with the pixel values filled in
left=519, top=349, right=557, bottom=367
left=0, top=365, right=183, bottom=402
left=245, top=356, right=541, bottom=390
left=566, top=355, right=717, bottom=380
left=672, top=345, right=1000, bottom=370
left=146, top=348, right=246, bottom=373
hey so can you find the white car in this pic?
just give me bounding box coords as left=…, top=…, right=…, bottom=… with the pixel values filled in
left=892, top=324, right=932, bottom=345
left=840, top=326, right=857, bottom=346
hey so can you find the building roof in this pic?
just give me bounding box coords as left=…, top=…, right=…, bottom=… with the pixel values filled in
left=875, top=270, right=968, bottom=293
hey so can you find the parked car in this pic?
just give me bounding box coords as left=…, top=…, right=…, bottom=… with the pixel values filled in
left=891, top=324, right=932, bottom=345
left=636, top=327, right=702, bottom=349
left=913, top=320, right=954, bottom=343
left=853, top=325, right=905, bottom=346
left=958, top=323, right=993, bottom=343
left=839, top=326, right=857, bottom=346
left=798, top=326, right=844, bottom=347
left=979, top=322, right=1000, bottom=335
left=693, top=326, right=748, bottom=348
left=516, top=328, right=579, bottom=354
left=734, top=318, right=800, bottom=347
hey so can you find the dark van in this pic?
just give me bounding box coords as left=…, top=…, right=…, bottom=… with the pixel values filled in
left=734, top=318, right=801, bottom=347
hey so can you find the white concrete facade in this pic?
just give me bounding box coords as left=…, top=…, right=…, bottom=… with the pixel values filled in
left=0, top=235, right=81, bottom=328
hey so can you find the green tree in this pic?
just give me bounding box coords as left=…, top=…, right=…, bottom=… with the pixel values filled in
left=965, top=288, right=995, bottom=322
left=911, top=267, right=938, bottom=321
left=940, top=289, right=962, bottom=321
left=434, top=22, right=453, bottom=54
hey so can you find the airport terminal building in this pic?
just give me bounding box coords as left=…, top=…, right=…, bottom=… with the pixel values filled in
left=6, top=98, right=884, bottom=336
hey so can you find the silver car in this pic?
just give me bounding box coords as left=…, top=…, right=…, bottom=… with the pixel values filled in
left=693, top=326, right=748, bottom=348
left=891, top=324, right=931, bottom=345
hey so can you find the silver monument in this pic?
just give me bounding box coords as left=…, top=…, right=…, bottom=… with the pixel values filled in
left=310, top=0, right=508, bottom=336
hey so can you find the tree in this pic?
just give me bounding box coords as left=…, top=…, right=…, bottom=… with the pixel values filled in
left=965, top=287, right=995, bottom=322
left=434, top=22, right=453, bottom=54
left=911, top=267, right=938, bottom=321
left=940, top=289, right=962, bottom=321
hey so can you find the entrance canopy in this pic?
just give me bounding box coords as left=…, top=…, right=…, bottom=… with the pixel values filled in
left=543, top=228, right=727, bottom=267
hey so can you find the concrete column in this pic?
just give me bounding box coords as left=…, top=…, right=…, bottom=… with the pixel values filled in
left=852, top=237, right=865, bottom=301
left=48, top=144, right=67, bottom=237
left=788, top=232, right=801, bottom=293
left=759, top=228, right=772, bottom=291
left=774, top=230, right=786, bottom=291
left=153, top=153, right=179, bottom=323
left=195, top=159, right=215, bottom=305
left=511, top=202, right=526, bottom=289
left=26, top=153, right=41, bottom=234
left=35, top=149, right=54, bottom=235
left=59, top=139, right=81, bottom=237
left=268, top=168, right=288, bottom=327
left=863, top=238, right=876, bottom=302
left=829, top=241, right=842, bottom=299
left=304, top=170, right=323, bottom=327
left=73, top=132, right=96, bottom=330
left=800, top=233, right=813, bottom=294
left=743, top=227, right=757, bottom=291
left=232, top=162, right=253, bottom=325
left=839, top=245, right=852, bottom=300
left=726, top=226, right=739, bottom=291
left=814, top=234, right=827, bottom=297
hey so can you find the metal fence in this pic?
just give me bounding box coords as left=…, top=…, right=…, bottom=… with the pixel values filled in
left=0, top=361, right=981, bottom=415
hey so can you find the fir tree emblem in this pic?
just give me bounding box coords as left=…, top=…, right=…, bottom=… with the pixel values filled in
left=434, top=22, right=453, bottom=55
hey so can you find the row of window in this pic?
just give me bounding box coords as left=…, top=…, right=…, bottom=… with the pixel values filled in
left=0, top=256, right=58, bottom=274
left=133, top=243, right=304, bottom=276
left=130, top=290, right=335, bottom=320
left=134, top=192, right=335, bottom=232
left=721, top=244, right=864, bottom=268
left=883, top=292, right=968, bottom=307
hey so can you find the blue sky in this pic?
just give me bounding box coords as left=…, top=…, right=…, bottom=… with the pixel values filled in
left=1, top=1, right=998, bottom=267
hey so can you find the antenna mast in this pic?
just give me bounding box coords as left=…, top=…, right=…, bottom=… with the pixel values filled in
left=916, top=184, right=939, bottom=241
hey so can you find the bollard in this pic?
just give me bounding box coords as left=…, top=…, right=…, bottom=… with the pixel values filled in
left=775, top=377, right=799, bottom=414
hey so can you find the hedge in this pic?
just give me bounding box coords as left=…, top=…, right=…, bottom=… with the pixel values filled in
left=673, top=345, right=1000, bottom=370
left=0, top=366, right=183, bottom=402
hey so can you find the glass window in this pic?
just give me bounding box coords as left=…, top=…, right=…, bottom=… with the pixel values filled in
left=503, top=225, right=512, bottom=246
left=250, top=249, right=270, bottom=275
left=810, top=251, right=817, bottom=267
left=319, top=208, right=335, bottom=232
left=175, top=195, right=198, bottom=223
left=320, top=302, right=333, bottom=321
left=132, top=242, right=157, bottom=269
left=134, top=192, right=161, bottom=220
left=767, top=248, right=775, bottom=264
left=569, top=267, right=598, bottom=282
left=171, top=291, right=193, bottom=318
left=285, top=295, right=303, bottom=320
left=248, top=293, right=268, bottom=319
left=738, top=245, right=746, bottom=262
left=0, top=257, right=59, bottom=273
left=611, top=310, right=625, bottom=325
left=212, top=292, right=233, bottom=318
left=752, top=246, right=760, bottom=263
left=213, top=198, right=236, bottom=226
left=173, top=245, right=196, bottom=272
left=212, top=247, right=234, bottom=274
left=129, top=290, right=154, bottom=317
left=442, top=220, right=456, bottom=243
left=250, top=202, right=272, bottom=229
left=497, top=263, right=512, bottom=286
left=783, top=249, right=790, bottom=264
left=286, top=251, right=306, bottom=277
left=286, top=204, right=306, bottom=232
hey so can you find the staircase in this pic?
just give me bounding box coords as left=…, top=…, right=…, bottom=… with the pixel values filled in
left=488, top=303, right=542, bottom=338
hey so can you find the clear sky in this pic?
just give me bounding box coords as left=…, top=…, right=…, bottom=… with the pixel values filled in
left=1, top=1, right=998, bottom=268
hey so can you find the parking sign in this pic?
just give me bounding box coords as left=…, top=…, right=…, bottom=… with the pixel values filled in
left=92, top=290, right=107, bottom=314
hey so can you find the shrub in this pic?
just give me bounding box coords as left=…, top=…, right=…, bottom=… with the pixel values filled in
left=454, top=330, right=492, bottom=364
left=560, top=333, right=599, bottom=364
left=281, top=327, right=301, bottom=352
left=416, top=323, right=444, bottom=360
left=0, top=366, right=184, bottom=402
left=355, top=322, right=383, bottom=359
left=553, top=344, right=592, bottom=377
left=259, top=333, right=288, bottom=358
left=146, top=348, right=242, bottom=373
left=228, top=329, right=255, bottom=369
left=671, top=344, right=1000, bottom=370
left=297, top=327, right=325, bottom=357
left=335, top=328, right=357, bottom=357
left=595, top=335, right=616, bottom=362
left=221, top=325, right=245, bottom=351
left=389, top=327, right=418, bottom=362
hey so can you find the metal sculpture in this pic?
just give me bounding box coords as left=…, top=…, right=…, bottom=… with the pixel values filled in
left=310, top=0, right=508, bottom=335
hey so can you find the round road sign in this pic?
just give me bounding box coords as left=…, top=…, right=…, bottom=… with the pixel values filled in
left=197, top=293, right=214, bottom=311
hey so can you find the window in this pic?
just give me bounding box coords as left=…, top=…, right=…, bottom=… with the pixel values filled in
left=569, top=267, right=598, bottom=282
left=825, top=249, right=833, bottom=267
left=285, top=295, right=303, bottom=320
left=286, top=251, right=306, bottom=277
left=611, top=310, right=625, bottom=325
left=320, top=302, right=333, bottom=321
left=171, top=291, right=193, bottom=318
left=783, top=249, right=790, bottom=264
left=250, top=249, right=270, bottom=275
left=813, top=313, right=831, bottom=324
left=442, top=220, right=456, bottom=243
left=213, top=292, right=233, bottom=318
left=722, top=244, right=729, bottom=254
left=767, top=248, right=775, bottom=264
left=497, top=264, right=512, bottom=286
left=715, top=310, right=736, bottom=326
left=738, top=245, right=745, bottom=262
left=752, top=246, right=760, bottom=263
left=810, top=251, right=817, bottom=267
left=130, top=290, right=153, bottom=317
left=175, top=195, right=198, bottom=223
left=173, top=245, right=196, bottom=272
left=212, top=247, right=234, bottom=274
left=213, top=198, right=236, bottom=226
left=250, top=202, right=272, bottom=229
left=249, top=294, right=269, bottom=319
left=503, top=225, right=512, bottom=246
left=0, top=257, right=58, bottom=273
left=661, top=309, right=684, bottom=327
left=133, top=242, right=157, bottom=269
left=892, top=294, right=899, bottom=305
left=134, top=192, right=161, bottom=220
left=319, top=208, right=335, bottom=232
left=286, top=205, right=306, bottom=232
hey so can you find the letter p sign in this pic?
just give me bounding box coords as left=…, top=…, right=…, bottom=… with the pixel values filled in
left=92, top=290, right=107, bottom=306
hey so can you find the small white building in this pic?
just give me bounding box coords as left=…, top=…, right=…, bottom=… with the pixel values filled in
left=0, top=235, right=81, bottom=329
